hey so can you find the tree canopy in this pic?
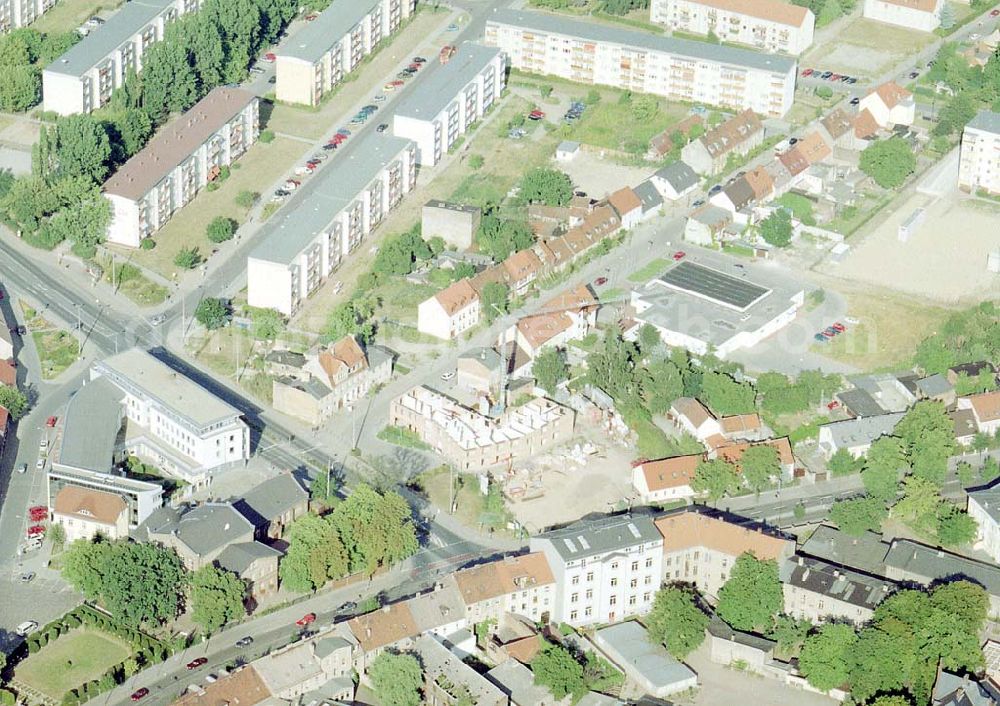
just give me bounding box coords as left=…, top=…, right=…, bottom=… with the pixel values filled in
left=533, top=348, right=569, bottom=396
left=799, top=623, right=857, bottom=692
left=476, top=215, right=534, bottom=262
left=368, top=652, right=423, bottom=706
left=531, top=642, right=587, bottom=701
left=741, top=444, right=780, bottom=493
left=716, top=553, right=783, bottom=632
left=700, top=371, right=756, bottom=416
left=830, top=495, right=886, bottom=536
left=914, top=301, right=999, bottom=374
left=190, top=565, right=246, bottom=632
left=894, top=400, right=956, bottom=486
left=692, top=458, right=741, bottom=501
left=195, top=298, right=230, bottom=330
left=645, top=585, right=709, bottom=659
left=480, top=282, right=510, bottom=324
left=519, top=168, right=573, bottom=206
left=0, top=386, right=30, bottom=419
left=859, top=137, right=916, bottom=189
left=759, top=209, right=793, bottom=248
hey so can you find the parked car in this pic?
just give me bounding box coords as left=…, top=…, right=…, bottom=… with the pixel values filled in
left=528, top=109, right=545, bottom=120
left=383, top=82, right=396, bottom=91
left=788, top=137, right=799, bottom=145
left=186, top=658, right=208, bottom=670
left=16, top=621, right=38, bottom=636
left=408, top=63, right=421, bottom=70
left=250, top=66, right=264, bottom=75
left=295, top=613, right=316, bottom=627
left=338, top=601, right=357, bottom=613
left=827, top=400, right=841, bottom=410
left=262, top=52, right=276, bottom=62
left=19, top=572, right=34, bottom=583
left=594, top=277, right=608, bottom=286
left=373, top=94, right=386, bottom=102
left=236, top=637, right=254, bottom=647
left=268, top=76, right=276, bottom=84
left=846, top=77, right=857, bottom=84
left=35, top=458, right=45, bottom=470
left=832, top=322, right=846, bottom=332
left=391, top=80, right=404, bottom=87
left=708, top=184, right=722, bottom=194
left=814, top=333, right=828, bottom=343
left=850, top=97, right=860, bottom=105
left=413, top=56, right=427, bottom=63
left=446, top=23, right=458, bottom=31
left=27, top=525, right=45, bottom=537
left=304, top=13, right=318, bottom=21
left=673, top=251, right=686, bottom=261
left=440, top=371, right=456, bottom=381
left=18, top=464, right=26, bottom=474
left=284, top=179, right=301, bottom=190
left=801, top=68, right=814, bottom=77
left=692, top=199, right=705, bottom=207
left=396, top=71, right=411, bottom=80
left=274, top=189, right=290, bottom=198
left=130, top=689, right=149, bottom=702
left=362, top=104, right=378, bottom=112
left=376, top=123, right=388, bottom=133
left=821, top=70, right=833, bottom=79
left=29, top=506, right=47, bottom=521
left=337, top=128, right=351, bottom=136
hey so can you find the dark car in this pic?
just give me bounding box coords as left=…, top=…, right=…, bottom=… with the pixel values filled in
left=376, top=123, right=388, bottom=133
left=130, top=689, right=149, bottom=702
left=412, top=56, right=426, bottom=63
left=788, top=137, right=799, bottom=145
left=338, top=601, right=358, bottom=613
left=186, top=658, right=208, bottom=670
left=708, top=184, right=723, bottom=194
left=322, top=143, right=337, bottom=151
left=850, top=97, right=860, bottom=105
left=821, top=70, right=833, bottom=79
left=814, top=333, right=828, bottom=343
left=692, top=199, right=705, bottom=207
left=396, top=71, right=411, bottom=79
left=236, top=636, right=254, bottom=647
left=594, top=277, right=608, bottom=286
left=362, top=105, right=378, bottom=112
left=274, top=189, right=290, bottom=197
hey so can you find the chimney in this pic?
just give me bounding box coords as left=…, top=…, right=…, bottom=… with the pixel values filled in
left=365, top=627, right=372, bottom=639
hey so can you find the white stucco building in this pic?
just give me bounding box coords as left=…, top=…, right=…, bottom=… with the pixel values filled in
left=959, top=110, right=1000, bottom=194
left=1, top=0, right=55, bottom=33
left=863, top=0, right=943, bottom=32
left=392, top=44, right=505, bottom=166
left=651, top=0, right=815, bottom=55
left=484, top=8, right=797, bottom=118
left=968, top=484, right=1000, bottom=564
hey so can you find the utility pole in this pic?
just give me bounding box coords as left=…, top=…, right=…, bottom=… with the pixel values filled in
left=76, top=304, right=83, bottom=357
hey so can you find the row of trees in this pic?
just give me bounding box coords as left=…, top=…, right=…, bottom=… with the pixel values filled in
left=691, top=444, right=782, bottom=499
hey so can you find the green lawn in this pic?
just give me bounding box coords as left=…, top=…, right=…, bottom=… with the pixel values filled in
left=627, top=258, right=670, bottom=283
left=31, top=329, right=79, bottom=379
left=776, top=193, right=816, bottom=225
left=567, top=94, right=690, bottom=153
left=16, top=629, right=132, bottom=700
left=33, top=0, right=123, bottom=34
left=378, top=425, right=431, bottom=450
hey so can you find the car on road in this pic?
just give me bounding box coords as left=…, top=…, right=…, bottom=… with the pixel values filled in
left=295, top=613, right=316, bottom=627
left=16, top=621, right=38, bottom=636
left=909, top=70, right=919, bottom=79
left=396, top=71, right=411, bottom=79
left=274, top=189, right=291, bottom=198
left=402, top=67, right=417, bottom=75
left=440, top=370, right=456, bottom=381
left=130, top=689, right=149, bottom=702
left=262, top=52, right=276, bottom=62
left=27, top=525, right=45, bottom=538
left=408, top=63, right=421, bottom=70
left=284, top=179, right=301, bottom=191
left=19, top=572, right=34, bottom=583
left=186, top=658, right=208, bottom=670
left=35, top=458, right=45, bottom=471
left=362, top=104, right=378, bottom=113
left=18, top=463, right=26, bottom=474
left=46, top=416, right=58, bottom=427
left=446, top=23, right=458, bottom=31
left=338, top=601, right=357, bottom=613
left=29, top=506, right=47, bottom=521
left=413, top=56, right=426, bottom=63
left=821, top=330, right=837, bottom=338
left=39, top=437, right=49, bottom=451
left=673, top=251, right=686, bottom=261
left=850, top=97, right=860, bottom=105
left=374, top=93, right=386, bottom=102
left=692, top=199, right=705, bottom=207
left=594, top=276, right=608, bottom=286
left=708, top=184, right=722, bottom=194
left=9, top=325, right=26, bottom=336
left=383, top=82, right=396, bottom=91
left=376, top=123, right=388, bottom=133
left=391, top=79, right=404, bottom=87
left=236, top=636, right=254, bottom=647
left=337, top=128, right=351, bottom=136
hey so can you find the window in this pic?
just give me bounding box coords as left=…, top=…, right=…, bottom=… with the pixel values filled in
left=630, top=578, right=638, bottom=589
left=610, top=578, right=618, bottom=587
left=571, top=593, right=579, bottom=603
left=609, top=595, right=617, bottom=606
left=585, top=589, right=593, bottom=599
left=645, top=557, right=653, bottom=568
left=570, top=610, right=578, bottom=621
left=584, top=607, right=592, bottom=617
left=571, top=575, right=579, bottom=585
left=586, top=572, right=594, bottom=582
left=629, top=596, right=636, bottom=606
left=631, top=561, right=638, bottom=571
left=611, top=562, right=619, bottom=570
left=643, top=592, right=651, bottom=602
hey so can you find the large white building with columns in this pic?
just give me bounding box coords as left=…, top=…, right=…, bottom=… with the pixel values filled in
left=392, top=43, right=506, bottom=166
left=248, top=132, right=417, bottom=316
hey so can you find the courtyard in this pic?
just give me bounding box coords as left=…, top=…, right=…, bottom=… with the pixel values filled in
left=15, top=629, right=132, bottom=701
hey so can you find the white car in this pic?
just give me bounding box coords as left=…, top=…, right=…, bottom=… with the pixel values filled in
left=39, top=438, right=48, bottom=450
left=35, top=458, right=45, bottom=470
left=16, top=621, right=38, bottom=636
left=440, top=371, right=456, bottom=381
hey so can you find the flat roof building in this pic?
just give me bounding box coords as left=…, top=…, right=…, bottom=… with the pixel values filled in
left=591, top=622, right=698, bottom=698
left=959, top=110, right=1000, bottom=195
left=247, top=132, right=416, bottom=316
left=485, top=9, right=797, bottom=117
left=104, top=87, right=259, bottom=247
left=275, top=0, right=415, bottom=106
left=393, top=43, right=506, bottom=166
left=651, top=0, right=814, bottom=55
left=42, top=0, right=200, bottom=116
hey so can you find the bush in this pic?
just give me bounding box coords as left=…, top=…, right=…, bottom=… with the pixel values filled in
left=815, top=86, right=833, bottom=99
left=206, top=181, right=220, bottom=192
left=259, top=129, right=275, bottom=143
left=235, top=190, right=258, bottom=208
left=218, top=166, right=231, bottom=181
left=468, top=154, right=484, bottom=170
left=174, top=247, right=201, bottom=269
left=139, top=238, right=156, bottom=250
left=206, top=216, right=236, bottom=243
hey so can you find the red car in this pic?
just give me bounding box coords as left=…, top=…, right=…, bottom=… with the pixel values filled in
left=391, top=80, right=405, bottom=87
left=408, top=63, right=421, bottom=70
left=528, top=109, right=545, bottom=120
left=29, top=506, right=48, bottom=522
left=673, top=251, right=686, bottom=261
left=801, top=68, right=814, bottom=77
left=295, top=613, right=316, bottom=627
left=305, top=13, right=318, bottom=21
left=186, top=658, right=208, bottom=670
left=262, top=52, right=276, bottom=62
left=130, top=689, right=149, bottom=702
left=27, top=525, right=45, bottom=537
left=46, top=416, right=57, bottom=427
left=831, top=322, right=846, bottom=332
left=594, top=277, right=608, bottom=286
left=827, top=400, right=840, bottom=411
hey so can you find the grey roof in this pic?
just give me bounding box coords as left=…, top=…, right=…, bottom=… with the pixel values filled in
left=835, top=388, right=886, bottom=418
left=886, top=538, right=1000, bottom=598
left=654, top=161, right=699, bottom=193
left=45, top=0, right=175, bottom=78
left=799, top=525, right=890, bottom=577
left=968, top=482, right=1000, bottom=524
left=689, top=204, right=732, bottom=227
left=58, top=376, right=124, bottom=473
left=916, top=373, right=953, bottom=397
left=249, top=131, right=412, bottom=265
left=594, top=621, right=696, bottom=689
left=278, top=0, right=384, bottom=64
left=933, top=671, right=1000, bottom=706
left=948, top=361, right=997, bottom=378
left=265, top=350, right=307, bottom=368
left=146, top=502, right=254, bottom=558
left=952, top=408, right=979, bottom=440
left=254, top=641, right=323, bottom=695
left=425, top=200, right=482, bottom=215
left=408, top=584, right=466, bottom=633
left=633, top=180, right=663, bottom=212
left=819, top=413, right=904, bottom=450
left=533, top=513, right=661, bottom=562
left=395, top=43, right=502, bottom=120
left=274, top=375, right=331, bottom=401
left=488, top=9, right=796, bottom=75
left=558, top=140, right=581, bottom=152
left=780, top=556, right=894, bottom=610
left=413, top=635, right=507, bottom=705
left=216, top=541, right=282, bottom=575
left=706, top=615, right=776, bottom=653
left=313, top=636, right=351, bottom=660
left=486, top=660, right=556, bottom=705
left=577, top=694, right=626, bottom=706
left=236, top=473, right=308, bottom=525
left=95, top=348, right=242, bottom=430
left=967, top=109, right=1000, bottom=136
left=459, top=346, right=504, bottom=372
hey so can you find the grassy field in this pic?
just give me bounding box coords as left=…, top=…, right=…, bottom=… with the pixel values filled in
left=16, top=629, right=132, bottom=700
left=377, top=425, right=431, bottom=450
left=32, top=0, right=123, bottom=34
left=628, top=257, right=670, bottom=283
left=31, top=329, right=79, bottom=379
left=565, top=93, right=689, bottom=153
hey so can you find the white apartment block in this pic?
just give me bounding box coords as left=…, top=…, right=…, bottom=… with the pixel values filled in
left=969, top=485, right=1000, bottom=563
left=392, top=44, right=506, bottom=166
left=275, top=0, right=415, bottom=107
left=863, top=0, right=943, bottom=32
left=42, top=0, right=200, bottom=116
left=651, top=0, right=815, bottom=56
left=530, top=514, right=664, bottom=628
left=959, top=110, right=1000, bottom=194
left=0, top=0, right=55, bottom=33
left=247, top=132, right=416, bottom=316
left=484, top=9, right=797, bottom=118
left=104, top=87, right=259, bottom=247
left=388, top=385, right=575, bottom=472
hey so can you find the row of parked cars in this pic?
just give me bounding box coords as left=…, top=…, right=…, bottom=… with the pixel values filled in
left=801, top=68, right=858, bottom=85
left=814, top=321, right=847, bottom=343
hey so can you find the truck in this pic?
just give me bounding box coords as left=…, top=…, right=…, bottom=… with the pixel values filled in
left=439, top=45, right=456, bottom=64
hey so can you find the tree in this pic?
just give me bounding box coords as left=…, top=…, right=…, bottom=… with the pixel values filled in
left=631, top=94, right=659, bottom=122
left=637, top=323, right=661, bottom=353
left=716, top=553, right=783, bottom=632
left=936, top=504, right=977, bottom=546
left=279, top=514, right=348, bottom=592
left=248, top=307, right=284, bottom=340
left=930, top=580, right=988, bottom=631
left=206, top=216, right=236, bottom=243
left=692, top=458, right=740, bottom=500
left=195, top=298, right=229, bottom=330
left=892, top=475, right=942, bottom=537
left=895, top=400, right=955, bottom=486
left=190, top=565, right=246, bottom=632
left=48, top=522, right=66, bottom=546
left=327, top=483, right=419, bottom=574
left=51, top=115, right=112, bottom=183
left=817, top=0, right=844, bottom=24
left=531, top=642, right=586, bottom=701
left=700, top=371, right=756, bottom=415
left=741, top=444, right=779, bottom=493
left=324, top=297, right=375, bottom=344
left=861, top=436, right=907, bottom=504
left=939, top=0, right=956, bottom=29
left=586, top=332, right=643, bottom=402
left=869, top=698, right=913, bottom=706
left=830, top=495, right=887, bottom=535
left=934, top=92, right=976, bottom=137
left=827, top=448, right=862, bottom=477
left=533, top=348, right=568, bottom=396
left=310, top=470, right=339, bottom=504
left=798, top=623, right=857, bottom=692
left=0, top=385, right=30, bottom=419
left=476, top=215, right=534, bottom=262
left=0, top=65, right=40, bottom=112
left=759, top=209, right=793, bottom=248
left=519, top=168, right=573, bottom=206
left=368, top=652, right=423, bottom=706
left=480, top=282, right=509, bottom=324
left=642, top=359, right=684, bottom=414
left=61, top=539, right=113, bottom=600
left=859, top=137, right=916, bottom=189
left=174, top=247, right=201, bottom=269
left=645, top=586, right=709, bottom=659
left=468, top=154, right=484, bottom=170
left=770, top=615, right=811, bottom=654
left=139, top=39, right=198, bottom=122
left=954, top=369, right=997, bottom=396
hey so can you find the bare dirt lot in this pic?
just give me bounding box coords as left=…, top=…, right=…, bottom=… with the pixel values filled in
left=558, top=149, right=656, bottom=200
left=802, top=18, right=936, bottom=76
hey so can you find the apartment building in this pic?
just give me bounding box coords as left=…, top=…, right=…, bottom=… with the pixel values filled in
left=484, top=9, right=797, bottom=118
left=247, top=133, right=416, bottom=316
left=968, top=483, right=1000, bottom=563
left=393, top=44, right=506, bottom=166
left=651, top=0, right=815, bottom=56
left=959, top=110, right=1000, bottom=194
left=863, top=0, right=943, bottom=32
left=388, top=386, right=575, bottom=472
left=681, top=109, right=764, bottom=175
left=104, top=87, right=259, bottom=247
left=42, top=0, right=199, bottom=115
left=655, top=510, right=794, bottom=600
left=0, top=0, right=55, bottom=33
left=418, top=279, right=481, bottom=340
left=530, top=514, right=664, bottom=627
left=275, top=0, right=415, bottom=107
left=781, top=555, right=894, bottom=625
left=47, top=466, right=163, bottom=529
left=449, top=553, right=557, bottom=624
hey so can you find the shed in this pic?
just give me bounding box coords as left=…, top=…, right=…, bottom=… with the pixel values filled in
left=556, top=141, right=581, bottom=162
left=591, top=622, right=698, bottom=698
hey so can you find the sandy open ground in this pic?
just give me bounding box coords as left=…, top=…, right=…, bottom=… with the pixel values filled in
left=558, top=150, right=657, bottom=200
left=802, top=18, right=935, bottom=76
left=833, top=191, right=1000, bottom=304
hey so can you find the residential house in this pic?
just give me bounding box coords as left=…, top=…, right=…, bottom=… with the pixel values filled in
left=422, top=201, right=481, bottom=250
left=651, top=0, right=815, bottom=55
left=457, top=347, right=505, bottom=394
left=485, top=11, right=797, bottom=118
left=530, top=514, right=664, bottom=627
left=172, top=666, right=272, bottom=706
left=631, top=454, right=702, bottom=504
left=952, top=408, right=979, bottom=447
left=52, top=485, right=129, bottom=542
left=450, top=552, right=557, bottom=624
left=854, top=108, right=881, bottom=141
left=591, top=622, right=698, bottom=698
left=670, top=397, right=721, bottom=441
left=816, top=412, right=905, bottom=459
left=957, top=391, right=1000, bottom=435
left=0, top=0, right=56, bottom=33
left=233, top=473, right=309, bottom=540
left=932, top=671, right=1000, bottom=706
left=647, top=115, right=704, bottom=160
left=710, top=177, right=756, bottom=216
left=780, top=555, right=894, bottom=625
left=884, top=538, right=1000, bottom=616
left=349, top=601, right=420, bottom=670
left=271, top=336, right=393, bottom=427
left=216, top=541, right=282, bottom=600
left=650, top=161, right=700, bottom=200
left=718, top=413, right=766, bottom=441
left=655, top=510, right=794, bottom=599
left=959, top=110, right=1000, bottom=195
left=713, top=437, right=796, bottom=479
left=742, top=165, right=775, bottom=203
left=683, top=204, right=732, bottom=245
left=968, top=482, right=1000, bottom=564
left=414, top=635, right=508, bottom=706
left=418, top=279, right=481, bottom=340
left=819, top=108, right=859, bottom=150
left=253, top=631, right=356, bottom=699
left=608, top=187, right=643, bottom=229
left=863, top=0, right=943, bottom=32
left=914, top=373, right=955, bottom=407
left=502, top=249, right=543, bottom=296
left=682, top=110, right=765, bottom=175
left=506, top=285, right=599, bottom=359
left=405, top=583, right=469, bottom=642
left=858, top=81, right=916, bottom=129
left=487, top=659, right=566, bottom=706
left=536, top=205, right=622, bottom=272
left=633, top=180, right=665, bottom=219
left=104, top=87, right=259, bottom=247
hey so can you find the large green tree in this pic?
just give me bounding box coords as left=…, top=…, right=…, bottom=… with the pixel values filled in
left=861, top=436, right=907, bottom=504
left=0, top=386, right=30, bottom=419
left=692, top=458, right=740, bottom=500
left=859, top=137, right=916, bottom=189
left=716, top=553, right=783, bottom=632
left=195, top=298, right=230, bottom=330
left=741, top=444, right=779, bottom=493
left=645, top=586, right=708, bottom=659
left=368, top=652, right=423, bottom=706
left=830, top=495, right=887, bottom=536
left=894, top=400, right=955, bottom=486
left=279, top=513, right=348, bottom=592
left=798, top=623, right=857, bottom=692
left=476, top=215, right=534, bottom=262
left=519, top=168, right=573, bottom=206
left=533, top=347, right=568, bottom=396
left=642, top=359, right=684, bottom=415
left=531, top=642, right=586, bottom=701
left=328, top=483, right=419, bottom=575
left=759, top=208, right=793, bottom=247
left=190, top=565, right=246, bottom=632
left=51, top=114, right=112, bottom=182
left=700, top=371, right=756, bottom=416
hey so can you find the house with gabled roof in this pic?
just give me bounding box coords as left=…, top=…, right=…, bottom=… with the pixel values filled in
left=682, top=110, right=764, bottom=175
left=449, top=552, right=556, bottom=624
left=418, top=279, right=481, bottom=340
left=859, top=81, right=916, bottom=128
left=863, top=0, right=943, bottom=33
left=957, top=390, right=1000, bottom=435
left=632, top=454, right=702, bottom=504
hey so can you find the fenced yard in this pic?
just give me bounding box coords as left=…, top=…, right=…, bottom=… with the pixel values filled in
left=15, top=629, right=132, bottom=702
